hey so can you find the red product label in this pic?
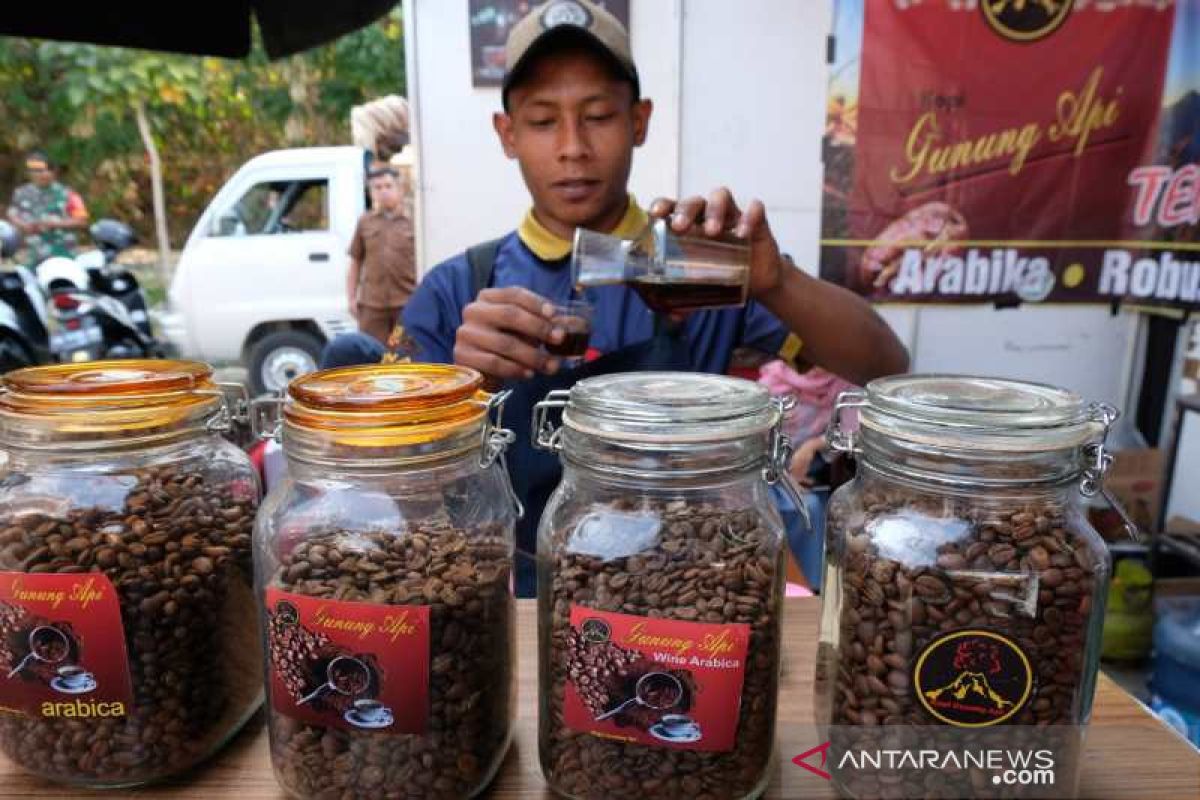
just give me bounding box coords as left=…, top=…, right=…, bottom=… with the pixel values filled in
left=265, top=588, right=430, bottom=734
left=563, top=604, right=750, bottom=752
left=0, top=572, right=134, bottom=719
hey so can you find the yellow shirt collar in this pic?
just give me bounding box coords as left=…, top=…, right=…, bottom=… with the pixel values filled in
left=517, top=196, right=648, bottom=261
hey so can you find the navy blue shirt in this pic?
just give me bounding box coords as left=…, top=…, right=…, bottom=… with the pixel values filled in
left=401, top=232, right=790, bottom=370
left=399, top=228, right=796, bottom=597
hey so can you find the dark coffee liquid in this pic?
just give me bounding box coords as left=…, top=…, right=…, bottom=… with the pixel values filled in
left=632, top=277, right=744, bottom=312
left=547, top=330, right=591, bottom=357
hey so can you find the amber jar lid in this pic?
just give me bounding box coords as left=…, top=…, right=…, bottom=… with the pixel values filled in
left=0, top=359, right=223, bottom=438
left=282, top=364, right=491, bottom=455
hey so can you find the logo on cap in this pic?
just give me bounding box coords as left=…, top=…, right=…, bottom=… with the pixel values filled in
left=541, top=0, right=593, bottom=30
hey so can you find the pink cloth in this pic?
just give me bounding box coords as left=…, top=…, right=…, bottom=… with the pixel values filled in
left=757, top=361, right=859, bottom=442
left=786, top=582, right=814, bottom=598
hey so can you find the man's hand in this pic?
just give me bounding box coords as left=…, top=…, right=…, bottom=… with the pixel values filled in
left=454, top=287, right=565, bottom=385
left=788, top=436, right=827, bottom=488
left=14, top=218, right=39, bottom=234
left=649, top=188, right=784, bottom=298
left=654, top=188, right=910, bottom=385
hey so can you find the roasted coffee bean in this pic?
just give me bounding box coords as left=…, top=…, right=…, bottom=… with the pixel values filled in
left=820, top=486, right=1105, bottom=799
left=914, top=574, right=949, bottom=601
left=988, top=542, right=1016, bottom=565
left=266, top=522, right=512, bottom=800
left=0, top=465, right=259, bottom=786
left=542, top=500, right=781, bottom=800
left=1028, top=545, right=1051, bottom=570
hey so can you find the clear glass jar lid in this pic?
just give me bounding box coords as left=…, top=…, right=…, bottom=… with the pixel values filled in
left=562, top=372, right=778, bottom=444
left=859, top=374, right=1102, bottom=451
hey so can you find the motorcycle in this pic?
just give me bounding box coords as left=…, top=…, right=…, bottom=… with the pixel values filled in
left=0, top=221, right=51, bottom=373
left=48, top=287, right=162, bottom=362
left=38, top=219, right=162, bottom=361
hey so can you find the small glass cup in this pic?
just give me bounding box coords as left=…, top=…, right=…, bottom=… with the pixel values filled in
left=546, top=300, right=594, bottom=359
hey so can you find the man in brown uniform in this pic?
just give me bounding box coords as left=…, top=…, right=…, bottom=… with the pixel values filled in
left=347, top=166, right=416, bottom=344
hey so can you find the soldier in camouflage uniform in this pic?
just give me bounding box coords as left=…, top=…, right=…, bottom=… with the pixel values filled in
left=6, top=151, right=90, bottom=266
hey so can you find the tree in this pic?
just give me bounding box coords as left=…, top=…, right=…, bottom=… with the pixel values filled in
left=0, top=9, right=405, bottom=254
left=52, top=46, right=211, bottom=282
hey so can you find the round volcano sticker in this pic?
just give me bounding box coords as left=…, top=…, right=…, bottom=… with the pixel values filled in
left=913, top=629, right=1033, bottom=727
left=981, top=0, right=1073, bottom=43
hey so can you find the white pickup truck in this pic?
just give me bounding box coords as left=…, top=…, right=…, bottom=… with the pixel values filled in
left=157, top=146, right=373, bottom=394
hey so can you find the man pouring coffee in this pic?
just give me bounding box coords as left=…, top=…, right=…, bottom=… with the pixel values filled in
left=320, top=0, right=908, bottom=595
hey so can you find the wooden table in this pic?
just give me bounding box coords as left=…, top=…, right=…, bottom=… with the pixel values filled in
left=1, top=598, right=1196, bottom=798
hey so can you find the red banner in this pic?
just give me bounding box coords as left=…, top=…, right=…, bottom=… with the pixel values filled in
left=821, top=0, right=1200, bottom=308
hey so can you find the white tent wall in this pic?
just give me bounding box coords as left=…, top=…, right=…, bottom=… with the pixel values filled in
left=403, top=0, right=1142, bottom=409
left=676, top=0, right=826, bottom=277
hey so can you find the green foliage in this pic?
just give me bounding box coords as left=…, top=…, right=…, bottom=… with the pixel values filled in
left=0, top=10, right=404, bottom=246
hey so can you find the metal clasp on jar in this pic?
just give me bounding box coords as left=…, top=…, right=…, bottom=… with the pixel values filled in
left=1081, top=402, right=1141, bottom=542
left=531, top=389, right=572, bottom=453
left=205, top=382, right=252, bottom=434
left=249, top=391, right=287, bottom=441
left=826, top=389, right=868, bottom=456
left=766, top=395, right=812, bottom=532
left=481, top=390, right=524, bottom=520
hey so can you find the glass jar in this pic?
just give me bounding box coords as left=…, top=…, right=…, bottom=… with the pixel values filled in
left=0, top=360, right=260, bottom=787
left=532, top=372, right=801, bottom=800
left=253, top=364, right=519, bottom=800
left=815, top=375, right=1118, bottom=799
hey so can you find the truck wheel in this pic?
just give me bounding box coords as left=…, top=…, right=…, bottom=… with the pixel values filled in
left=246, top=330, right=323, bottom=396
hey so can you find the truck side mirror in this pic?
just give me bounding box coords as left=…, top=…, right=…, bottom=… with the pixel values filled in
left=213, top=211, right=246, bottom=237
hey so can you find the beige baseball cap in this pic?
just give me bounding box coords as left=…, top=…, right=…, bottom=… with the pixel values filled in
left=502, top=0, right=639, bottom=105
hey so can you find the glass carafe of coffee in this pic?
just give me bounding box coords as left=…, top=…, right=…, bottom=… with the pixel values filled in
left=572, top=218, right=750, bottom=312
